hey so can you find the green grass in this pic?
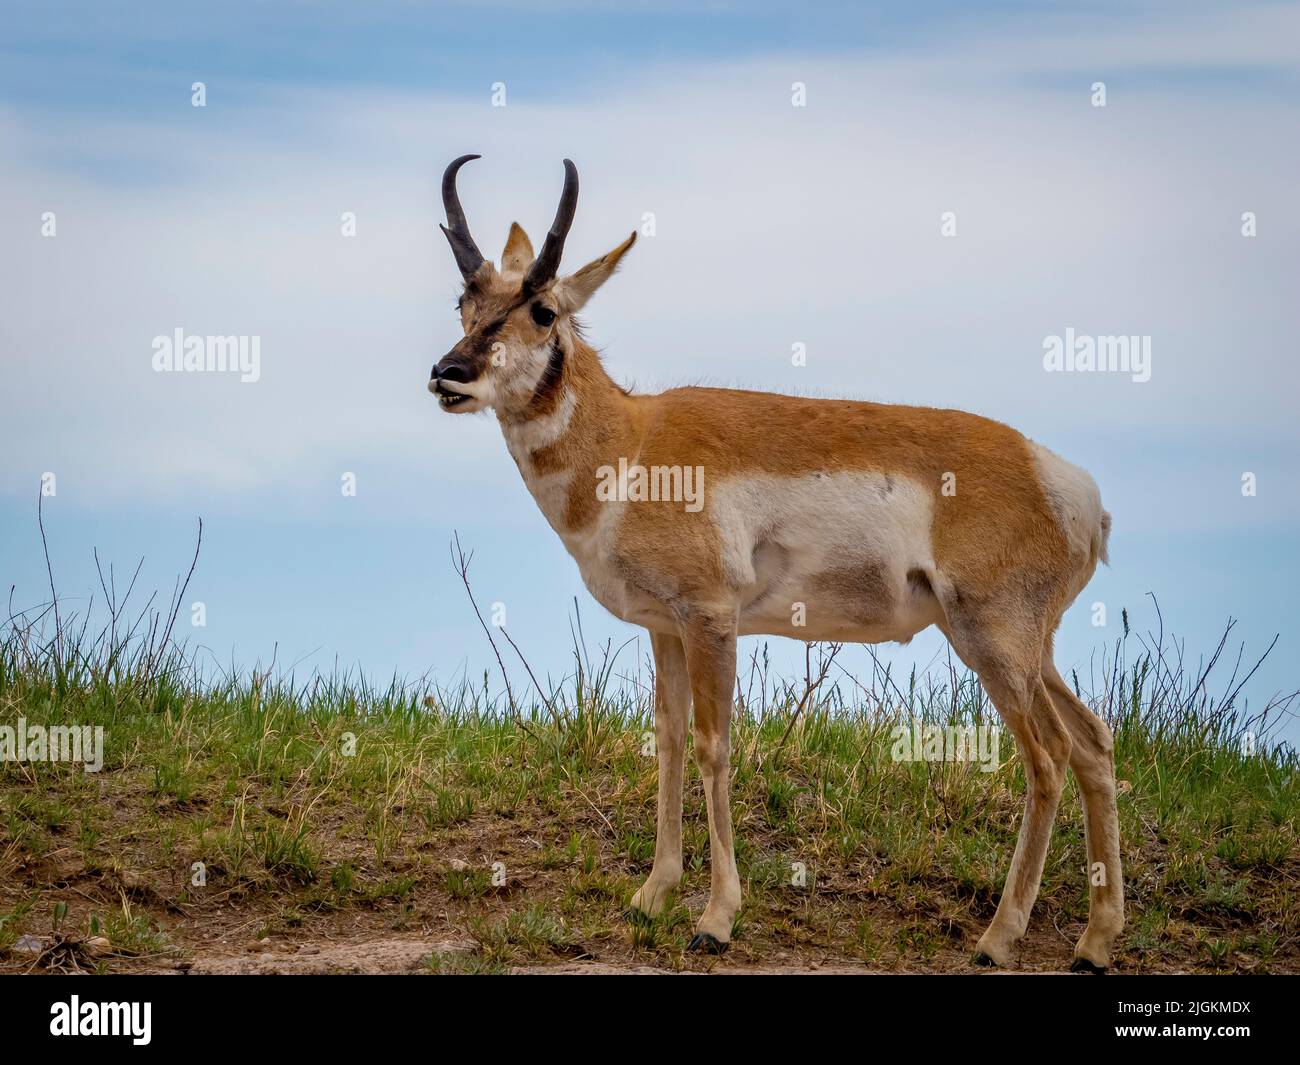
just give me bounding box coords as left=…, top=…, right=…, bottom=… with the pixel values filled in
left=0, top=553, right=1296, bottom=973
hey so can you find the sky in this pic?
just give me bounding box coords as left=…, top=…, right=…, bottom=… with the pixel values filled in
left=1, top=1, right=1297, bottom=736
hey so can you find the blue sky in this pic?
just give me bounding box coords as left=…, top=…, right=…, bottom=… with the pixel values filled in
left=2, top=1, right=1297, bottom=737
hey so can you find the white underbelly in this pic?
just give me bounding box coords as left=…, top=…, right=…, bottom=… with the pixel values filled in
left=719, top=471, right=944, bottom=645
left=737, top=571, right=942, bottom=644
left=535, top=468, right=947, bottom=646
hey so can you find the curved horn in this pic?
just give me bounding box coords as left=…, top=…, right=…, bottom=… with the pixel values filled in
left=440, top=154, right=486, bottom=279
left=523, top=159, right=579, bottom=292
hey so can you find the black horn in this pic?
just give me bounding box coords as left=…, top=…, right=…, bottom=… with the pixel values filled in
left=523, top=159, right=579, bottom=293
left=440, top=154, right=486, bottom=279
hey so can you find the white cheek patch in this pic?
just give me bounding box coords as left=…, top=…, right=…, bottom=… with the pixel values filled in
left=459, top=378, right=496, bottom=406
left=490, top=339, right=554, bottom=408
left=522, top=341, right=555, bottom=394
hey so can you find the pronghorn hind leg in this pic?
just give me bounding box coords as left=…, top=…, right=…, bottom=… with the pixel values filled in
left=679, top=610, right=742, bottom=951
left=1041, top=645, right=1124, bottom=971
left=944, top=616, right=1072, bottom=968
left=629, top=630, right=690, bottom=920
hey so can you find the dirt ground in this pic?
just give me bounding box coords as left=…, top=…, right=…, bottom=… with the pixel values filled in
left=1, top=857, right=1190, bottom=976
left=4, top=758, right=1290, bottom=976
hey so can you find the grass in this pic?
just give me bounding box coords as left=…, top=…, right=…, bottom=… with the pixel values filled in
left=0, top=532, right=1297, bottom=974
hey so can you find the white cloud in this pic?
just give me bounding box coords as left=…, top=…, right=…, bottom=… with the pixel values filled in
left=1, top=3, right=1297, bottom=533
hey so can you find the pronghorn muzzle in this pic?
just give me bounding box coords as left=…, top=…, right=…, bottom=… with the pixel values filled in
left=429, top=343, right=479, bottom=410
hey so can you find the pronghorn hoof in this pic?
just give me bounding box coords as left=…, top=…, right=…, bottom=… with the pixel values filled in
left=972, top=951, right=997, bottom=968
left=688, top=933, right=728, bottom=955
left=1069, top=956, right=1107, bottom=974
left=622, top=907, right=653, bottom=926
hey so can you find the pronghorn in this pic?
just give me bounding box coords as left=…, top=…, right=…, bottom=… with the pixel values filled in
left=430, top=155, right=1124, bottom=971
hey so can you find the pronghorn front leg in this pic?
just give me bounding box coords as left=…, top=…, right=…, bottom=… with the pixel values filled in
left=681, top=610, right=742, bottom=952
left=973, top=670, right=1072, bottom=967
left=629, top=630, right=689, bottom=918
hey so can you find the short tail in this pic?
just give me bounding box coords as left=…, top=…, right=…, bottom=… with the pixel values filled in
left=1095, top=510, right=1112, bottom=567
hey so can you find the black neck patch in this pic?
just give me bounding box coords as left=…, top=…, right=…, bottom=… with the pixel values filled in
left=529, top=337, right=566, bottom=410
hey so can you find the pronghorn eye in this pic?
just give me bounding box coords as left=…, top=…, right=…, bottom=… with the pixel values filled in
left=531, top=303, right=557, bottom=327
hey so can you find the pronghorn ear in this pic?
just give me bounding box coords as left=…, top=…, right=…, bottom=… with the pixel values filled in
left=555, top=232, right=636, bottom=313
left=500, top=222, right=535, bottom=277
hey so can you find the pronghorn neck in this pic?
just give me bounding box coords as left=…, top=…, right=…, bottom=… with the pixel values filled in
left=497, top=330, right=639, bottom=536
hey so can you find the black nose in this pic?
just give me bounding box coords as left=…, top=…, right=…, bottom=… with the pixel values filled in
left=435, top=361, right=472, bottom=384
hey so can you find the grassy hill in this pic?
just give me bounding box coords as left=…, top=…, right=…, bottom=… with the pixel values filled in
left=1, top=564, right=1296, bottom=974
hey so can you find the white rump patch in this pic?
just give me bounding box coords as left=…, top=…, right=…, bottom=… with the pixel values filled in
left=1029, top=441, right=1108, bottom=563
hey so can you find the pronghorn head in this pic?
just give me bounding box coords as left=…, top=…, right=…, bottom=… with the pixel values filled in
left=429, top=155, right=636, bottom=416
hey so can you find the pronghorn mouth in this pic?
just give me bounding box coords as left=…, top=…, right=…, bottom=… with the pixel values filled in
left=437, top=390, right=472, bottom=410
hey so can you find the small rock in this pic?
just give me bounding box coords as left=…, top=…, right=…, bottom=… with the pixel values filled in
left=449, top=858, right=469, bottom=871
left=85, top=936, right=113, bottom=957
